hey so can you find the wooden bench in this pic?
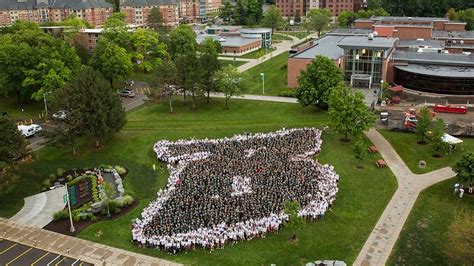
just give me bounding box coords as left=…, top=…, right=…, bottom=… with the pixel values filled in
left=376, top=159, right=387, bottom=168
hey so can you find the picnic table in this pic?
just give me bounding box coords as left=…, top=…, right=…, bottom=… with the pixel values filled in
left=376, top=159, right=387, bottom=168
left=368, top=146, right=378, bottom=153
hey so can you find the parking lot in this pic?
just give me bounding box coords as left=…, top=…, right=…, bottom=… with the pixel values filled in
left=0, top=239, right=92, bottom=266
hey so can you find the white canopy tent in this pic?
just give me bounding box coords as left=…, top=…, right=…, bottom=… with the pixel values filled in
left=442, top=133, right=463, bottom=145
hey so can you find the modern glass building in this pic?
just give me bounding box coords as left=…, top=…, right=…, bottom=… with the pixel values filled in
left=337, top=35, right=397, bottom=88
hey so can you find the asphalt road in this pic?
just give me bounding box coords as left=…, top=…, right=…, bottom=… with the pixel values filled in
left=0, top=239, right=92, bottom=266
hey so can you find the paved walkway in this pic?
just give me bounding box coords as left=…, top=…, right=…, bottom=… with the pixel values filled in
left=237, top=41, right=292, bottom=72
left=217, top=56, right=253, bottom=62
left=354, top=129, right=456, bottom=266
left=0, top=218, right=180, bottom=266
left=210, top=92, right=298, bottom=103
left=10, top=187, right=66, bottom=228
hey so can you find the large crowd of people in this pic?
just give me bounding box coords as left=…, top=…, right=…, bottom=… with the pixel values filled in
left=132, top=128, right=339, bottom=252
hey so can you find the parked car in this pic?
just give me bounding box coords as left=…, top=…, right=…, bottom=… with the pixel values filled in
left=31, top=124, right=42, bottom=133
left=118, top=89, right=135, bottom=98
left=18, top=125, right=35, bottom=138
left=52, top=110, right=67, bottom=119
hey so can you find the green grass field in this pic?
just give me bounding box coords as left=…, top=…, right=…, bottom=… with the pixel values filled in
left=240, top=47, right=277, bottom=59
left=0, top=97, right=44, bottom=121
left=272, top=33, right=293, bottom=41
left=279, top=31, right=312, bottom=39
left=379, top=130, right=474, bottom=174
left=244, top=52, right=289, bottom=95
left=218, top=59, right=246, bottom=68
left=0, top=98, right=397, bottom=264
left=388, top=178, right=474, bottom=265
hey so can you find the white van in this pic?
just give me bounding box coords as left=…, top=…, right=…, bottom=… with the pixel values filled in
left=18, top=125, right=35, bottom=138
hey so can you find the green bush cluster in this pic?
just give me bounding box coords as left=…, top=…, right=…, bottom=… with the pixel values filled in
left=114, top=165, right=127, bottom=175
left=90, top=175, right=100, bottom=202
left=56, top=168, right=65, bottom=177
left=117, top=195, right=134, bottom=208
left=278, top=89, right=296, bottom=98
left=53, top=209, right=69, bottom=221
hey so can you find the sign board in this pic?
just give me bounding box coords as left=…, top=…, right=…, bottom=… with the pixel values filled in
left=63, top=194, right=67, bottom=204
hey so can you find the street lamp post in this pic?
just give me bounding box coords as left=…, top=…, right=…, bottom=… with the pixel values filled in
left=260, top=73, right=265, bottom=94
left=65, top=183, right=75, bottom=233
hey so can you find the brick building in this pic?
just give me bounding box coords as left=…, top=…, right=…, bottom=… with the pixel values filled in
left=120, top=0, right=179, bottom=26
left=287, top=25, right=474, bottom=95
left=319, top=0, right=354, bottom=16
left=0, top=0, right=114, bottom=27
left=275, top=0, right=310, bottom=17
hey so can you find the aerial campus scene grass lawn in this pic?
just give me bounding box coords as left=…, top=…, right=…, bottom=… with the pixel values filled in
left=0, top=97, right=399, bottom=264
left=245, top=52, right=289, bottom=95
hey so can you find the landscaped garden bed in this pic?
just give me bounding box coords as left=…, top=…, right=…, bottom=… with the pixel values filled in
left=42, top=165, right=136, bottom=235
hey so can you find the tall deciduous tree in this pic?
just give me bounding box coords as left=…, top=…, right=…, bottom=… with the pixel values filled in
left=453, top=151, right=474, bottom=184
left=150, top=59, right=178, bottom=113
left=220, top=0, right=235, bottom=22
left=199, top=38, right=222, bottom=103
left=328, top=85, right=376, bottom=142
left=213, top=65, right=247, bottom=109
left=0, top=115, right=28, bottom=164
left=457, top=8, right=474, bottom=31
left=429, top=118, right=449, bottom=157
left=415, top=107, right=432, bottom=144
left=234, top=0, right=264, bottom=25
left=337, top=10, right=356, bottom=28
left=262, top=5, right=284, bottom=32
left=90, top=39, right=133, bottom=88
left=102, top=12, right=130, bottom=48
left=305, top=9, right=331, bottom=37
left=294, top=55, right=343, bottom=108
left=61, top=66, right=126, bottom=148
left=0, top=21, right=80, bottom=103
left=130, top=29, right=168, bottom=73
left=169, top=25, right=197, bottom=58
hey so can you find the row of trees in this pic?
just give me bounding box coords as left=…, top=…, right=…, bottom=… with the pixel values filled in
left=448, top=8, right=474, bottom=30
left=337, top=7, right=390, bottom=28
left=220, top=0, right=264, bottom=25
left=368, top=0, right=473, bottom=18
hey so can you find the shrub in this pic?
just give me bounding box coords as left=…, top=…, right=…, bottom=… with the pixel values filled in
left=114, top=165, right=127, bottom=175
left=90, top=215, right=98, bottom=222
left=73, top=215, right=80, bottom=222
left=108, top=200, right=120, bottom=213
left=100, top=208, right=108, bottom=216
left=56, top=168, right=65, bottom=177
left=280, top=64, right=288, bottom=70
left=118, top=195, right=134, bottom=207
left=278, top=89, right=295, bottom=98
left=42, top=178, right=51, bottom=188
left=49, top=174, right=57, bottom=182
left=67, top=175, right=73, bottom=182
left=80, top=214, right=88, bottom=221
left=53, top=210, right=63, bottom=221
left=113, top=207, right=121, bottom=214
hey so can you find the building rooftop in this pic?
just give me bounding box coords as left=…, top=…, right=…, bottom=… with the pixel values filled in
left=372, top=16, right=448, bottom=22
left=240, top=28, right=272, bottom=34
left=328, top=28, right=373, bottom=36
left=0, top=0, right=113, bottom=10
left=395, top=64, right=474, bottom=78
left=337, top=36, right=398, bottom=50
left=121, top=0, right=178, bottom=7
left=393, top=51, right=474, bottom=66
left=196, top=34, right=260, bottom=48
left=397, top=39, right=445, bottom=49
left=432, top=30, right=474, bottom=39
left=291, top=35, right=347, bottom=60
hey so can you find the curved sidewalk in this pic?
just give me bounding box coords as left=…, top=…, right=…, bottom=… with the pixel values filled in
left=10, top=187, right=67, bottom=228
left=0, top=218, right=179, bottom=266
left=354, top=129, right=456, bottom=266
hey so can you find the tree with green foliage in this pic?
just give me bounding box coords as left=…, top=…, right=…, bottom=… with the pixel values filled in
left=328, top=85, right=376, bottom=142
left=102, top=12, right=130, bottom=48
left=305, top=9, right=331, bottom=37
left=130, top=29, right=168, bottom=73
left=169, top=24, right=197, bottom=58
left=444, top=209, right=474, bottom=264
left=429, top=118, right=449, bottom=157
left=453, top=151, right=474, bottom=184
left=150, top=59, right=178, bottom=113
left=105, top=0, right=120, bottom=11
left=294, top=11, right=301, bottom=23
left=371, top=7, right=390, bottom=16
left=0, top=115, right=28, bottom=164
left=283, top=200, right=305, bottom=241
left=295, top=55, right=344, bottom=108
left=353, top=138, right=368, bottom=168
left=61, top=66, right=126, bottom=148
left=457, top=8, right=474, bottom=30
left=367, top=0, right=382, bottom=9
left=101, top=181, right=117, bottom=217
left=199, top=38, right=222, bottom=103
left=262, top=5, right=284, bottom=32
left=213, top=65, right=247, bottom=109
left=381, top=0, right=472, bottom=17
left=337, top=10, right=356, bottom=28
left=415, top=107, right=432, bottom=144
left=220, top=0, right=235, bottom=22
left=90, top=39, right=133, bottom=88
left=0, top=21, right=81, bottom=104
left=234, top=0, right=264, bottom=25
left=147, top=7, right=164, bottom=31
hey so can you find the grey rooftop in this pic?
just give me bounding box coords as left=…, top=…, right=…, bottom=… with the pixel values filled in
left=393, top=51, right=474, bottom=66
left=0, top=0, right=113, bottom=10
left=291, top=35, right=347, bottom=60
left=337, top=36, right=398, bottom=50
left=395, top=64, right=474, bottom=78
left=196, top=34, right=260, bottom=48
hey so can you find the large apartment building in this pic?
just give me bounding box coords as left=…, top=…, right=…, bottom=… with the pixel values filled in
left=0, top=0, right=114, bottom=26
left=120, top=0, right=179, bottom=26
left=275, top=0, right=353, bottom=18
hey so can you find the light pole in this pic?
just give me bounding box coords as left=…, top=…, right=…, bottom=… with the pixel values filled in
left=260, top=73, right=265, bottom=94
left=65, top=183, right=75, bottom=233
